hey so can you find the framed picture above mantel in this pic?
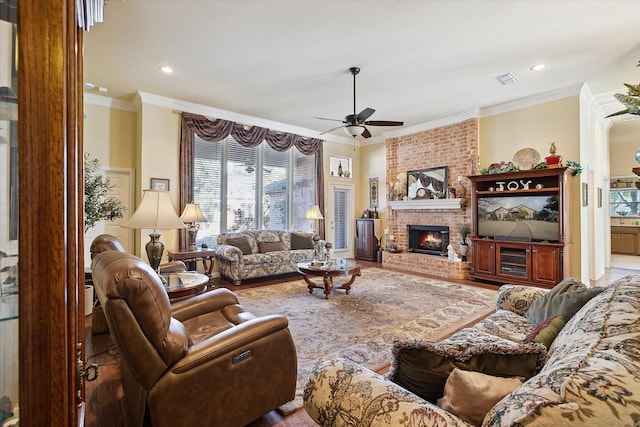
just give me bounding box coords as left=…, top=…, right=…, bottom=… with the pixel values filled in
left=407, top=166, right=448, bottom=200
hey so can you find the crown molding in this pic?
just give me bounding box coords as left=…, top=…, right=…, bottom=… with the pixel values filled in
left=83, top=93, right=137, bottom=112
left=134, top=91, right=358, bottom=146
left=479, top=83, right=584, bottom=118
left=86, top=83, right=599, bottom=146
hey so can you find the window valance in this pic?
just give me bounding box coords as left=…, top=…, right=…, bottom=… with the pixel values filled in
left=181, top=112, right=323, bottom=154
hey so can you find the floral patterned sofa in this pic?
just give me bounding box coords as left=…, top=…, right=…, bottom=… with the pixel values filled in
left=303, top=275, right=640, bottom=426
left=215, top=230, right=318, bottom=285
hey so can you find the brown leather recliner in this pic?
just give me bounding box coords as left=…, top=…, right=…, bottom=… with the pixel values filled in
left=89, top=233, right=187, bottom=274
left=91, top=250, right=297, bottom=427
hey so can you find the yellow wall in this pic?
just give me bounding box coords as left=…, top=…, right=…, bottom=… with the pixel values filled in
left=611, top=141, right=640, bottom=178
left=83, top=102, right=136, bottom=168
left=479, top=97, right=580, bottom=167
left=478, top=96, right=582, bottom=278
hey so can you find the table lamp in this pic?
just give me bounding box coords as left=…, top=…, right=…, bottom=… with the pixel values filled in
left=123, top=189, right=186, bottom=274
left=304, top=204, right=324, bottom=260
left=180, top=203, right=208, bottom=251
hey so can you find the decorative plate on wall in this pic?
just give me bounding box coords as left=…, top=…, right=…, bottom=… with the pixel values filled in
left=513, top=148, right=541, bottom=170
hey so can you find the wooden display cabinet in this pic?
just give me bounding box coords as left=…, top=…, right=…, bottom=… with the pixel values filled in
left=469, top=167, right=574, bottom=288
left=356, top=218, right=380, bottom=261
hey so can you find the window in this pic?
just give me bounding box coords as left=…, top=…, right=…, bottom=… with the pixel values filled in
left=610, top=188, right=640, bottom=217
left=333, top=187, right=350, bottom=250
left=329, top=155, right=352, bottom=178
left=193, top=135, right=316, bottom=247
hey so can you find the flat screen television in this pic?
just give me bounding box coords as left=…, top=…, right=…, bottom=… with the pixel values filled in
left=477, top=195, right=560, bottom=242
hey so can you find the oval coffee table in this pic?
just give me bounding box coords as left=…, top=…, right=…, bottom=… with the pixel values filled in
left=296, top=260, right=361, bottom=299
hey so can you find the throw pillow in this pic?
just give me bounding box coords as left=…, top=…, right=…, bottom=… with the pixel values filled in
left=437, top=368, right=524, bottom=426
left=525, top=278, right=604, bottom=326
left=258, top=240, right=285, bottom=253
left=387, top=338, right=545, bottom=404
left=225, top=237, right=252, bottom=255
left=290, top=232, right=314, bottom=250
left=524, top=315, right=565, bottom=349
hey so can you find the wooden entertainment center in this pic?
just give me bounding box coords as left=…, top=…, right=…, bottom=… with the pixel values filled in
left=469, top=167, right=575, bottom=288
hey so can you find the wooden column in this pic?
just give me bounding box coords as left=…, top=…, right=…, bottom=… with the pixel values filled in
left=18, top=1, right=84, bottom=425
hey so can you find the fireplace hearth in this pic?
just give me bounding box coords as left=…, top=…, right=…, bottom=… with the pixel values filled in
left=408, top=225, right=450, bottom=256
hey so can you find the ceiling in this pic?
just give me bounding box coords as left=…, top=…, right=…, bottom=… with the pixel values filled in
left=83, top=1, right=640, bottom=142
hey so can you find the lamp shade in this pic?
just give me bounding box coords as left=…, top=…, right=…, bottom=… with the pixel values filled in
left=123, top=190, right=186, bottom=230
left=180, top=203, right=208, bottom=223
left=304, top=205, right=324, bottom=220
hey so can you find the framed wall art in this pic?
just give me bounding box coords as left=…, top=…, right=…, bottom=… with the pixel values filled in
left=151, top=178, right=170, bottom=191
left=407, top=166, right=448, bottom=200
left=369, top=177, right=379, bottom=209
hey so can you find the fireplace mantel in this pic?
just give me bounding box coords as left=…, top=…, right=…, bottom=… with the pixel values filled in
left=388, top=198, right=465, bottom=210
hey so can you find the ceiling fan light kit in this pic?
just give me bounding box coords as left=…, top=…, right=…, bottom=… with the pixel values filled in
left=344, top=125, right=365, bottom=137
left=315, top=66, right=404, bottom=139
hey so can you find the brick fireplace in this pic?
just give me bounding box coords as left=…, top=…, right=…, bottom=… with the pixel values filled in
left=383, top=118, right=478, bottom=280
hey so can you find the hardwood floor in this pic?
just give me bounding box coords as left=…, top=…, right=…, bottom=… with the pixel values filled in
left=84, top=260, right=631, bottom=426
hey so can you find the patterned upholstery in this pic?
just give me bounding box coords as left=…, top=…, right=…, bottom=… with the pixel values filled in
left=215, top=230, right=319, bottom=285
left=304, top=276, right=640, bottom=426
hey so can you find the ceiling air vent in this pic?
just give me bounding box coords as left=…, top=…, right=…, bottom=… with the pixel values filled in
left=495, top=72, right=518, bottom=86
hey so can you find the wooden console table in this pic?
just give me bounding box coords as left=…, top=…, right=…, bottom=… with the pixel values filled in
left=167, top=248, right=218, bottom=285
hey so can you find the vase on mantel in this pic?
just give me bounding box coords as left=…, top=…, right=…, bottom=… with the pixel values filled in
left=459, top=243, right=469, bottom=261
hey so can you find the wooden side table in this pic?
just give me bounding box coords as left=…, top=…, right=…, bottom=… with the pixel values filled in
left=163, top=272, right=209, bottom=301
left=166, top=248, right=219, bottom=285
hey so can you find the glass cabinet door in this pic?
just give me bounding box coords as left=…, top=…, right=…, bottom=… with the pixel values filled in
left=0, top=4, right=19, bottom=423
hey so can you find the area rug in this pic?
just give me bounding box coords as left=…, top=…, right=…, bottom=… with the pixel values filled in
left=233, top=267, right=498, bottom=414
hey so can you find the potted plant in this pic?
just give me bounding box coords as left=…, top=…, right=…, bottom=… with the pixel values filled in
left=457, top=223, right=471, bottom=261
left=84, top=153, right=125, bottom=233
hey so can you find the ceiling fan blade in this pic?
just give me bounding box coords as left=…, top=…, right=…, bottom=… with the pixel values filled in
left=355, top=107, right=375, bottom=121
left=313, top=116, right=345, bottom=123
left=319, top=125, right=346, bottom=135
left=361, top=127, right=372, bottom=138
left=364, top=120, right=404, bottom=127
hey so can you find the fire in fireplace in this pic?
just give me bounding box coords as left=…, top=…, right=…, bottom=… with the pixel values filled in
left=408, top=225, right=450, bottom=256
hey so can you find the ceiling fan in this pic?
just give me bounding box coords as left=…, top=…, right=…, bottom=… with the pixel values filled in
left=315, top=67, right=404, bottom=138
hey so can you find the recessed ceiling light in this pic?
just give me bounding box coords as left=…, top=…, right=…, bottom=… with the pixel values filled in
left=530, top=64, right=546, bottom=72
left=160, top=66, right=174, bottom=74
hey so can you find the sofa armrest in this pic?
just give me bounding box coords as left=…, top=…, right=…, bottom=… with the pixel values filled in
left=170, top=288, right=240, bottom=321
left=303, top=359, right=468, bottom=427
left=170, top=314, right=291, bottom=373
left=215, top=244, right=243, bottom=263
left=496, top=284, right=548, bottom=316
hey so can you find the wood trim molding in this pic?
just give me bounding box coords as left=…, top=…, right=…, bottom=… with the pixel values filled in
left=19, top=1, right=83, bottom=425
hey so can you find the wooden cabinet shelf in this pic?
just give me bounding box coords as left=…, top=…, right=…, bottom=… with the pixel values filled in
left=469, top=167, right=573, bottom=289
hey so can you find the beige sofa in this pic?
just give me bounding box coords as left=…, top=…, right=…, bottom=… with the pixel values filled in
left=304, top=276, right=640, bottom=426
left=215, top=230, right=319, bottom=285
